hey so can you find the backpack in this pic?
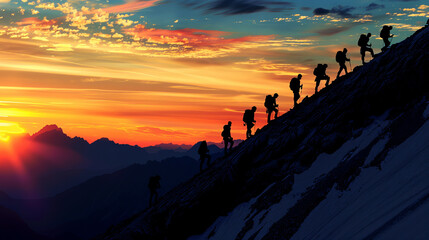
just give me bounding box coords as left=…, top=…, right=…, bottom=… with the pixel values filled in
left=264, top=95, right=273, bottom=108
left=243, top=109, right=252, bottom=123
left=380, top=28, right=389, bottom=39
left=221, top=125, right=227, bottom=137
left=290, top=77, right=299, bottom=91
left=198, top=142, right=207, bottom=154
left=148, top=177, right=159, bottom=189
left=357, top=34, right=367, bottom=47
left=313, top=64, right=322, bottom=76
left=335, top=51, right=343, bottom=63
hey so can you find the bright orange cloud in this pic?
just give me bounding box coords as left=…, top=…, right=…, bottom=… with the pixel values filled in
left=16, top=17, right=58, bottom=28
left=102, top=0, right=162, bottom=13
left=123, top=24, right=274, bottom=47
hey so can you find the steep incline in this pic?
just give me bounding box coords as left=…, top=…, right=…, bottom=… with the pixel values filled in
left=100, top=27, right=429, bottom=240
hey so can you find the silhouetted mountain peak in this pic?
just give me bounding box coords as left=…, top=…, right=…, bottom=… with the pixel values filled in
left=30, top=124, right=73, bottom=146
left=32, top=124, right=63, bottom=138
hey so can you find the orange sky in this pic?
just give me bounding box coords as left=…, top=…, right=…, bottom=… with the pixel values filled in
left=0, top=0, right=426, bottom=146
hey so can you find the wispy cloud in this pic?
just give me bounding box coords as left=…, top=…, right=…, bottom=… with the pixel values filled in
left=101, top=0, right=162, bottom=13
left=136, top=126, right=190, bottom=136
left=312, top=24, right=356, bottom=36
left=313, top=5, right=358, bottom=18
left=180, top=0, right=294, bottom=15
left=365, top=3, right=385, bottom=11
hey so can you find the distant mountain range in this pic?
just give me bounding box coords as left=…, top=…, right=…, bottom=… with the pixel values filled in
left=0, top=156, right=201, bottom=239
left=1, top=125, right=226, bottom=198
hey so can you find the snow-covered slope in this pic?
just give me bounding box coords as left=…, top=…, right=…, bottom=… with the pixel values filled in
left=99, top=26, right=429, bottom=240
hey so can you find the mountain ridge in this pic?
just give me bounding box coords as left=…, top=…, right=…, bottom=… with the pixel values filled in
left=98, top=26, right=429, bottom=240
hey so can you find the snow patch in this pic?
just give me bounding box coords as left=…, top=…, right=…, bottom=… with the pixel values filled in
left=290, top=119, right=429, bottom=240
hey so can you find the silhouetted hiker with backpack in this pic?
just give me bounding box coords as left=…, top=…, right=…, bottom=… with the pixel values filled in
left=336, top=48, right=350, bottom=79
left=358, top=33, right=375, bottom=65
left=313, top=64, right=330, bottom=93
left=221, top=121, right=234, bottom=156
left=148, top=175, right=161, bottom=207
left=243, top=106, right=257, bottom=139
left=380, top=26, right=394, bottom=52
left=198, top=141, right=211, bottom=172
left=289, top=74, right=302, bottom=108
left=264, top=93, right=278, bottom=123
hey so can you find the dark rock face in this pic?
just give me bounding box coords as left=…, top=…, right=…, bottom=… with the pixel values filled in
left=99, top=27, right=429, bottom=240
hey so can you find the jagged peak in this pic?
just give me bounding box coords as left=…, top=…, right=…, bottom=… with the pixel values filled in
left=31, top=124, right=64, bottom=138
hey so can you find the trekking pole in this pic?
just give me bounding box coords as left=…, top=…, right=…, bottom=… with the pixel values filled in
left=349, top=60, right=352, bottom=70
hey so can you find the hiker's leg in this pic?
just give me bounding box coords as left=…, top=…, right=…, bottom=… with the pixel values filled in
left=315, top=80, right=320, bottom=93
left=337, top=66, right=342, bottom=78
left=207, top=154, right=211, bottom=166
left=149, top=192, right=153, bottom=207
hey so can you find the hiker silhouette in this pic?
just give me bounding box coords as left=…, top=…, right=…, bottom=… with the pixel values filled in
left=243, top=106, right=257, bottom=139
left=264, top=93, right=279, bottom=123
left=313, top=64, right=330, bottom=93
left=358, top=33, right=375, bottom=64
left=289, top=74, right=302, bottom=108
left=336, top=48, right=350, bottom=79
left=221, top=121, right=234, bottom=156
left=198, top=141, right=211, bottom=172
left=380, top=26, right=394, bottom=52
left=148, top=175, right=161, bottom=207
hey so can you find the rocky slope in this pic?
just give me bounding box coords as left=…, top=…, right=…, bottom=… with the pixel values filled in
left=99, top=26, right=429, bottom=240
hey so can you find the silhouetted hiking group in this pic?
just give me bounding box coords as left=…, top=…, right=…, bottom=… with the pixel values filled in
left=197, top=25, right=399, bottom=163
left=147, top=22, right=429, bottom=208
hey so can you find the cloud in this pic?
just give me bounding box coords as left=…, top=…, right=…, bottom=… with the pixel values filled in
left=101, top=0, right=162, bottom=13
left=123, top=24, right=273, bottom=48
left=312, top=24, right=355, bottom=36
left=385, top=23, right=422, bottom=31
left=16, top=17, right=57, bottom=28
left=366, top=3, right=385, bottom=11
left=235, top=58, right=310, bottom=76
left=313, top=8, right=330, bottom=15
left=313, top=5, right=357, bottom=18
left=136, top=126, right=190, bottom=136
left=181, top=0, right=294, bottom=15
